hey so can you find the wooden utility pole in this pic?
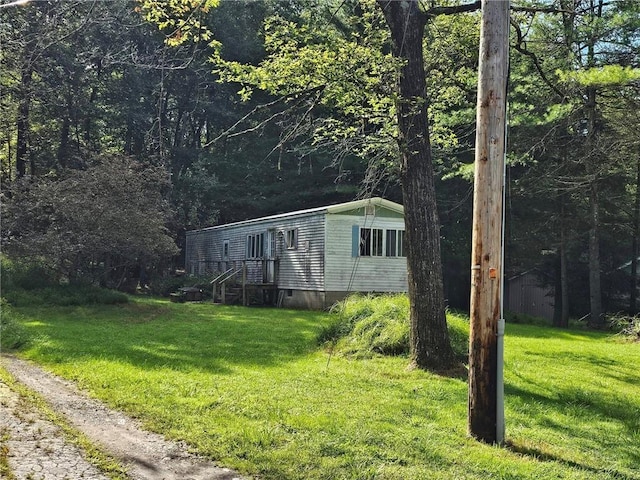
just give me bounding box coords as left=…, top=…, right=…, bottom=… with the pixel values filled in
left=468, top=0, right=510, bottom=444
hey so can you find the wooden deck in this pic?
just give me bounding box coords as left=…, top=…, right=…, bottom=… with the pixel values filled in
left=210, top=259, right=279, bottom=306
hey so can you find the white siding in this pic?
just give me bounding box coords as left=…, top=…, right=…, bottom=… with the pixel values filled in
left=324, top=214, right=408, bottom=293
left=276, top=214, right=325, bottom=290
left=185, top=213, right=325, bottom=290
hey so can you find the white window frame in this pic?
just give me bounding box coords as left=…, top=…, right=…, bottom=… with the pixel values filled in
left=357, top=227, right=406, bottom=258
left=246, top=232, right=265, bottom=259
left=359, top=227, right=384, bottom=257
left=385, top=229, right=405, bottom=257
left=222, top=239, right=230, bottom=261
left=285, top=228, right=298, bottom=250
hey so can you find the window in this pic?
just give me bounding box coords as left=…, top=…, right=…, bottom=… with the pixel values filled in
left=285, top=228, right=297, bottom=249
left=354, top=226, right=406, bottom=258
left=385, top=229, right=405, bottom=257
left=222, top=239, right=229, bottom=260
left=386, top=230, right=397, bottom=257
left=359, top=228, right=384, bottom=257
left=397, top=230, right=405, bottom=257
left=246, top=233, right=265, bottom=259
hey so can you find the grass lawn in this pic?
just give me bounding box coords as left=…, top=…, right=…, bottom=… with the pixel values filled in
left=5, top=297, right=640, bottom=479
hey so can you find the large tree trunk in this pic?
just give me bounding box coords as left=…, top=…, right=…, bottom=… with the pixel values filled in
left=631, top=154, right=640, bottom=314
left=377, top=0, right=455, bottom=370
left=16, top=65, right=33, bottom=178
left=588, top=180, right=604, bottom=327
left=554, top=197, right=570, bottom=328
left=585, top=83, right=605, bottom=328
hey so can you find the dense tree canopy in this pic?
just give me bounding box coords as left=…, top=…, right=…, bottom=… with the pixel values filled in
left=2, top=155, right=178, bottom=287
left=1, top=0, right=638, bottom=329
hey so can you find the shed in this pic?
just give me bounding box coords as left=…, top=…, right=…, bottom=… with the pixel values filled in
left=184, top=197, right=408, bottom=309
left=505, top=270, right=555, bottom=321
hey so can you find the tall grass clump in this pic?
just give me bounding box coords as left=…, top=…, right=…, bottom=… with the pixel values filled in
left=0, top=298, right=30, bottom=350
left=608, top=312, right=640, bottom=341
left=321, top=294, right=469, bottom=358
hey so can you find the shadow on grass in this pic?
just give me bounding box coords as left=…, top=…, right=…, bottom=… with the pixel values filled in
left=19, top=300, right=330, bottom=375
left=505, top=381, right=640, bottom=474
left=505, top=323, right=606, bottom=341
left=506, top=441, right=639, bottom=480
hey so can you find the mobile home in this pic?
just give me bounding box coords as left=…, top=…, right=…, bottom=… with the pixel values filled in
left=184, top=197, right=408, bottom=309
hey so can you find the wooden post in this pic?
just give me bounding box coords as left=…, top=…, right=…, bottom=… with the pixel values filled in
left=242, top=260, right=247, bottom=306
left=468, top=0, right=510, bottom=444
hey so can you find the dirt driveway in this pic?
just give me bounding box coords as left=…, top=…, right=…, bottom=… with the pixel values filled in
left=1, top=355, right=247, bottom=480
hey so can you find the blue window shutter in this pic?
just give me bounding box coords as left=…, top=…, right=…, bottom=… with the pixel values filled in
left=352, top=225, right=359, bottom=257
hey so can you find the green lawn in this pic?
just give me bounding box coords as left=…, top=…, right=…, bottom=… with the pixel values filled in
left=6, top=298, right=640, bottom=480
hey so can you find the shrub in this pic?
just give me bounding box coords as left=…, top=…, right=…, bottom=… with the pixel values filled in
left=505, top=310, right=551, bottom=326
left=1, top=256, right=57, bottom=290
left=148, top=274, right=213, bottom=298
left=3, top=285, right=128, bottom=307
left=0, top=298, right=30, bottom=350
left=608, top=313, right=640, bottom=341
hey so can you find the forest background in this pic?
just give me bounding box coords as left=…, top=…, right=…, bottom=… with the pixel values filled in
left=1, top=0, right=639, bottom=323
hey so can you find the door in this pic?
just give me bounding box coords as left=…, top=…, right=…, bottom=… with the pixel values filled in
left=265, top=229, right=276, bottom=283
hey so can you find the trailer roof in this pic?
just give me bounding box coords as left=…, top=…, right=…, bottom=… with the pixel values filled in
left=186, top=197, right=404, bottom=235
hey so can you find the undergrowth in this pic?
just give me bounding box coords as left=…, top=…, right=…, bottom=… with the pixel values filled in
left=320, top=294, right=469, bottom=358
left=608, top=312, right=640, bottom=341
left=0, top=299, right=30, bottom=351
left=3, top=285, right=128, bottom=307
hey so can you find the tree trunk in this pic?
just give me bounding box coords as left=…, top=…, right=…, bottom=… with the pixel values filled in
left=631, top=154, right=640, bottom=314
left=585, top=83, right=604, bottom=328
left=57, top=114, right=70, bottom=169
left=377, top=0, right=455, bottom=370
left=554, top=197, right=569, bottom=327
left=587, top=179, right=604, bottom=326
left=16, top=65, right=33, bottom=178
left=560, top=215, right=570, bottom=326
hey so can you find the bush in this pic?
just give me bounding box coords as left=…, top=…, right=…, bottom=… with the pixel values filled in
left=0, top=298, right=30, bottom=350
left=505, top=310, right=551, bottom=326
left=1, top=256, right=57, bottom=290
left=148, top=274, right=213, bottom=299
left=3, top=285, right=129, bottom=307
left=608, top=313, right=640, bottom=340
left=320, top=294, right=469, bottom=358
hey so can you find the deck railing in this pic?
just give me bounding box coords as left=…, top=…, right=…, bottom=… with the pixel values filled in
left=210, top=259, right=279, bottom=306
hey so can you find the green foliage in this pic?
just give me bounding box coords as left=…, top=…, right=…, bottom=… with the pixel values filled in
left=138, top=0, right=220, bottom=47
left=2, top=156, right=178, bottom=285
left=0, top=257, right=127, bottom=307
left=3, top=286, right=128, bottom=308
left=0, top=256, right=57, bottom=291
left=608, top=313, right=640, bottom=340
left=0, top=298, right=29, bottom=350
left=148, top=274, right=213, bottom=298
left=321, top=294, right=469, bottom=358
left=557, top=65, right=640, bottom=88
left=214, top=1, right=401, bottom=171
left=505, top=311, right=552, bottom=327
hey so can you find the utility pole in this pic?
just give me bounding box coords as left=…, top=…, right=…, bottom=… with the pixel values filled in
left=468, top=0, right=510, bottom=445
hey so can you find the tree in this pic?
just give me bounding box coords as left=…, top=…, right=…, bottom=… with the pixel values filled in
left=139, top=0, right=495, bottom=369
left=508, top=0, right=640, bottom=324
left=1, top=156, right=178, bottom=287
left=376, top=0, right=456, bottom=368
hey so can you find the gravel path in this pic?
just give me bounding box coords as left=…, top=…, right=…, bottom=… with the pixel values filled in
left=0, top=378, right=110, bottom=480
left=1, top=355, right=247, bottom=480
